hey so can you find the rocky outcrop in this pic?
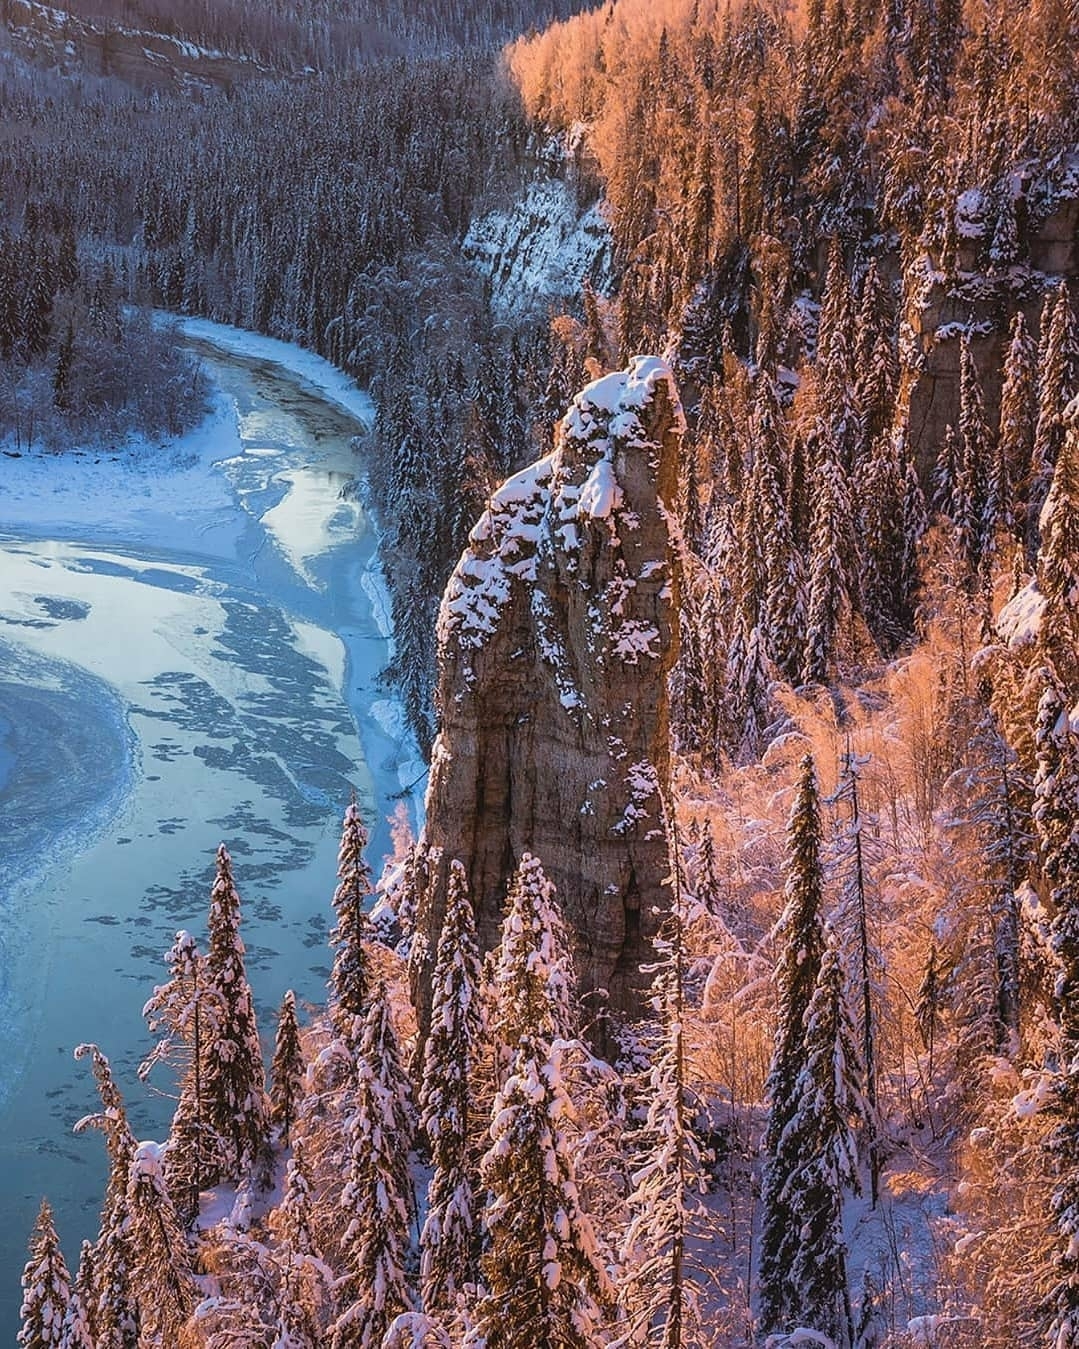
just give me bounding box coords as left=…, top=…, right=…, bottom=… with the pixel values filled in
left=412, top=356, right=684, bottom=1049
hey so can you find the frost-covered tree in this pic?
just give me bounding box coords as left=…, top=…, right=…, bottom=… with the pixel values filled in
left=140, top=929, right=209, bottom=1222
left=759, top=755, right=828, bottom=1336
left=332, top=986, right=415, bottom=1349
left=1030, top=282, right=1079, bottom=552
left=58, top=1243, right=96, bottom=1349
left=330, top=799, right=374, bottom=1043
left=271, top=1143, right=327, bottom=1349
left=73, top=1043, right=138, bottom=1348
left=954, top=332, right=991, bottom=570
left=998, top=308, right=1037, bottom=524
left=802, top=438, right=857, bottom=684
left=619, top=901, right=712, bottom=1348
left=203, top=844, right=269, bottom=1183
left=420, top=859, right=484, bottom=1312
left=468, top=1036, right=613, bottom=1349
left=270, top=989, right=306, bottom=1145
left=126, top=1141, right=197, bottom=1342
left=1037, top=396, right=1079, bottom=685
left=19, top=1200, right=70, bottom=1349
left=491, top=852, right=577, bottom=1055
left=779, top=937, right=862, bottom=1347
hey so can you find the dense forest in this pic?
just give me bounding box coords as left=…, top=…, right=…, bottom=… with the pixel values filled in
left=6, top=0, right=1079, bottom=1343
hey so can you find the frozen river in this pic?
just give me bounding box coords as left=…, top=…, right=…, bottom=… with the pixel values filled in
left=0, top=330, right=421, bottom=1335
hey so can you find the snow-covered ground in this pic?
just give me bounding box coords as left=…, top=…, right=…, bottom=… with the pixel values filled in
left=0, top=322, right=421, bottom=1331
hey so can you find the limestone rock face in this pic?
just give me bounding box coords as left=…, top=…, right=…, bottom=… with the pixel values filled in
left=412, top=356, right=684, bottom=1047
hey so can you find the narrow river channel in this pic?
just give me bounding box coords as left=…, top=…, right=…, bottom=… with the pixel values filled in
left=0, top=335, right=420, bottom=1335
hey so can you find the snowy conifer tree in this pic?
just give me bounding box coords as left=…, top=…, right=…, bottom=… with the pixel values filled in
left=779, top=937, right=862, bottom=1347
left=1037, top=396, right=1079, bottom=685
left=420, top=859, right=484, bottom=1312
left=332, top=985, right=415, bottom=1349
left=802, top=439, right=857, bottom=685
left=271, top=1142, right=327, bottom=1349
left=270, top=989, right=306, bottom=1145
left=619, top=901, right=712, bottom=1348
left=330, top=799, right=374, bottom=1045
left=57, top=1243, right=95, bottom=1349
left=19, top=1201, right=70, bottom=1349
left=1030, top=282, right=1079, bottom=551
left=468, top=1036, right=613, bottom=1348
left=72, top=1043, right=139, bottom=1347
left=203, top=844, right=269, bottom=1183
left=126, top=1141, right=197, bottom=1342
left=759, top=755, right=828, bottom=1336
left=954, top=332, right=991, bottom=570
left=491, top=852, right=577, bottom=1055
left=998, top=308, right=1036, bottom=527
left=140, top=930, right=210, bottom=1222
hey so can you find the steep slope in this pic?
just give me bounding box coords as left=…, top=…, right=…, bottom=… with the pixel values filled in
left=412, top=356, right=684, bottom=1047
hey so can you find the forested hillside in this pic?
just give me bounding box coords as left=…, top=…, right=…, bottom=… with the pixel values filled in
left=8, top=0, right=1079, bottom=1344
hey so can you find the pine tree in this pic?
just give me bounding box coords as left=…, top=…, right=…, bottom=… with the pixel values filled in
left=270, top=990, right=306, bottom=1145
left=332, top=986, right=415, bottom=1349
left=781, top=937, right=862, bottom=1347
left=330, top=799, right=374, bottom=1044
left=140, top=929, right=210, bottom=1221
left=802, top=437, right=856, bottom=684
left=954, top=332, right=992, bottom=570
left=58, top=1243, right=95, bottom=1349
left=72, top=1043, right=139, bottom=1348
left=491, top=853, right=577, bottom=1056
left=126, top=1142, right=197, bottom=1342
left=203, top=844, right=269, bottom=1183
left=420, top=859, right=483, bottom=1312
left=1037, top=395, right=1079, bottom=686
left=759, top=755, right=828, bottom=1336
left=19, top=1201, right=70, bottom=1349
left=468, top=1036, right=613, bottom=1349
left=271, top=1143, right=327, bottom=1349
left=1030, top=282, right=1079, bottom=553
left=998, top=308, right=1037, bottom=519
left=619, top=894, right=712, bottom=1347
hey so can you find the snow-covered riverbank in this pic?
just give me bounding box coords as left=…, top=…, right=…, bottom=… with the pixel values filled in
left=0, top=324, right=421, bottom=1335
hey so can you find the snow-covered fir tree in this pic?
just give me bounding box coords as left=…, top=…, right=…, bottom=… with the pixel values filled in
left=19, top=1201, right=70, bottom=1349
left=759, top=754, right=829, bottom=1336
left=330, top=799, right=375, bottom=1045
left=125, top=1141, right=197, bottom=1342
left=270, top=989, right=306, bottom=1145
left=491, top=852, right=577, bottom=1054
left=203, top=844, right=270, bottom=1183
left=420, top=858, right=484, bottom=1312
left=468, top=1035, right=613, bottom=1349
left=332, top=984, right=415, bottom=1349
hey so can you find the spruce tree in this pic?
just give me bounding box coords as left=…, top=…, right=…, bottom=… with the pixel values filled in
left=759, top=755, right=828, bottom=1336
left=491, top=853, right=577, bottom=1055
left=998, top=308, right=1037, bottom=525
left=954, top=332, right=992, bottom=570
left=271, top=1143, right=327, bottom=1349
left=781, top=937, right=862, bottom=1347
left=330, top=799, right=374, bottom=1044
left=1037, top=395, right=1079, bottom=686
left=619, top=898, right=712, bottom=1348
left=19, top=1201, right=70, bottom=1349
left=802, top=438, right=856, bottom=684
left=468, top=1036, right=613, bottom=1349
left=126, top=1142, right=197, bottom=1342
left=58, top=1243, right=95, bottom=1349
left=72, top=1044, right=139, bottom=1348
left=203, top=844, right=269, bottom=1183
left=420, top=859, right=483, bottom=1312
left=332, top=985, right=415, bottom=1349
left=1030, top=282, right=1079, bottom=553
left=270, top=989, right=306, bottom=1145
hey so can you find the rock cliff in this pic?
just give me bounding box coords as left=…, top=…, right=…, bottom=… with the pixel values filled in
left=412, top=356, right=684, bottom=1049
